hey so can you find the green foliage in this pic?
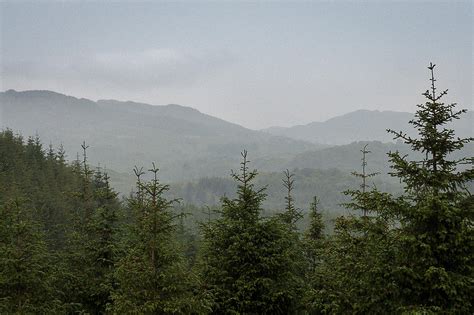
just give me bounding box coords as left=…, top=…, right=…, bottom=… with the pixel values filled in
left=279, top=169, right=303, bottom=227
left=303, top=196, right=325, bottom=298
left=110, top=164, right=202, bottom=314
left=1, top=89, right=316, bottom=182
left=61, top=144, right=122, bottom=313
left=1, top=63, right=472, bottom=313
left=0, top=199, right=62, bottom=313
left=306, top=196, right=324, bottom=242
left=383, top=63, right=474, bottom=312
left=169, top=166, right=394, bottom=231
left=308, top=214, right=399, bottom=314
left=309, top=63, right=474, bottom=313
left=0, top=131, right=124, bottom=313
left=0, top=130, right=81, bottom=249
left=200, top=151, right=305, bottom=314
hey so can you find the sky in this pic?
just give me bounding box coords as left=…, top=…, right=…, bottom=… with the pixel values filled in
left=0, top=1, right=472, bottom=129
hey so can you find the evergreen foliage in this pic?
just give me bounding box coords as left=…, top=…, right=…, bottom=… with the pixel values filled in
left=110, top=164, right=201, bottom=314
left=308, top=63, right=474, bottom=313
left=200, top=151, right=305, bottom=314
left=383, top=63, right=474, bottom=313
left=0, top=198, right=62, bottom=313
left=0, top=62, right=472, bottom=314
left=306, top=196, right=324, bottom=242
left=309, top=214, right=398, bottom=314
left=0, top=131, right=122, bottom=313
left=62, top=143, right=121, bottom=313
left=0, top=130, right=80, bottom=249
left=279, top=169, right=304, bottom=226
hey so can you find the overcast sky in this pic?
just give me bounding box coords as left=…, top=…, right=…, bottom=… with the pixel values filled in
left=0, top=1, right=472, bottom=129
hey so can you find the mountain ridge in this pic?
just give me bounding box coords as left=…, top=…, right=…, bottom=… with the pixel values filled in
left=2, top=89, right=471, bottom=183
left=262, top=109, right=472, bottom=145
left=0, top=89, right=317, bottom=181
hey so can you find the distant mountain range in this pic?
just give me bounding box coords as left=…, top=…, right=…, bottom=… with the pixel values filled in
left=1, top=89, right=472, bottom=188
left=0, top=89, right=316, bottom=182
left=263, top=109, right=473, bottom=145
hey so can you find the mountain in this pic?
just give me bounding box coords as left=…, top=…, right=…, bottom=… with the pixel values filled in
left=263, top=109, right=473, bottom=145
left=0, top=89, right=317, bottom=182
left=2, top=90, right=471, bottom=192
left=0, top=94, right=405, bottom=230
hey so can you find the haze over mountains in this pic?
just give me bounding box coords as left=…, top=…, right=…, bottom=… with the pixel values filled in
left=0, top=89, right=317, bottom=181
left=263, top=109, right=473, bottom=145
left=1, top=89, right=472, bottom=195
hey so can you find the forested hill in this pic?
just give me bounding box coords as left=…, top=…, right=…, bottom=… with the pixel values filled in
left=107, top=139, right=471, bottom=200
left=0, top=89, right=316, bottom=181
left=263, top=109, right=473, bottom=144
left=169, top=167, right=401, bottom=216
left=1, top=69, right=473, bottom=313
left=2, top=89, right=471, bottom=191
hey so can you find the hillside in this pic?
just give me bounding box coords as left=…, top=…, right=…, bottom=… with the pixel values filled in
left=2, top=90, right=471, bottom=195
left=0, top=89, right=317, bottom=181
left=168, top=167, right=402, bottom=216
left=263, top=109, right=473, bottom=144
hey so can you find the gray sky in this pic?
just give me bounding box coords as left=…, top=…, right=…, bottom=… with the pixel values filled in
left=0, top=1, right=472, bottom=129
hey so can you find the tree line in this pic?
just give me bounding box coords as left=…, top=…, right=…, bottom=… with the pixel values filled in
left=1, top=64, right=472, bottom=314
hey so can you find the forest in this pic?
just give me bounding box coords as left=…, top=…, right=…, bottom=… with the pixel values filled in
left=1, top=65, right=473, bottom=314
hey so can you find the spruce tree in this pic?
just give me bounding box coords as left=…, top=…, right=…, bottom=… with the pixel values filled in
left=303, top=196, right=324, bottom=275
left=200, top=151, right=305, bottom=314
left=346, top=144, right=379, bottom=216
left=308, top=63, right=474, bottom=313
left=279, top=169, right=303, bottom=227
left=384, top=63, right=474, bottom=312
left=110, top=164, right=200, bottom=314
left=0, top=199, right=62, bottom=313
left=306, top=196, right=324, bottom=242
left=86, top=169, right=120, bottom=312
left=62, top=144, right=121, bottom=313
left=0, top=131, right=124, bottom=312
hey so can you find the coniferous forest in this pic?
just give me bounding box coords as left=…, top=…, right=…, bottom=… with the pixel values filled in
left=1, top=63, right=472, bottom=314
